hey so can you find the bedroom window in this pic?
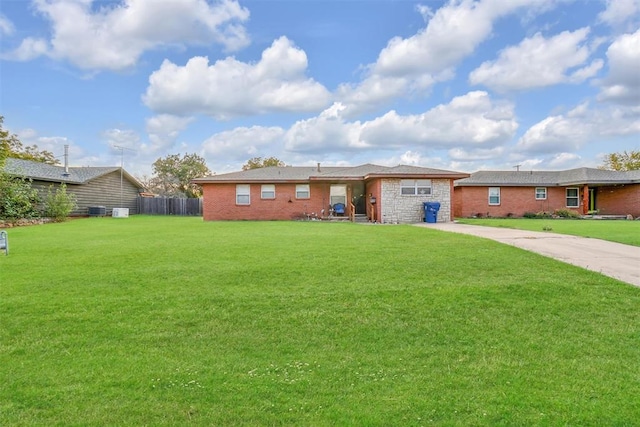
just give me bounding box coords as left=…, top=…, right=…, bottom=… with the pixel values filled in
left=566, top=188, right=579, bottom=207
left=236, top=184, right=250, bottom=205
left=488, top=187, right=500, bottom=205
left=535, top=187, right=547, bottom=200
left=261, top=184, right=275, bottom=199
left=330, top=184, right=347, bottom=205
left=296, top=184, right=310, bottom=199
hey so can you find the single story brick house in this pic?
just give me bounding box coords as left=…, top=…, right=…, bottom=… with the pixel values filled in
left=193, top=163, right=469, bottom=223
left=454, top=168, right=640, bottom=218
left=3, top=158, right=144, bottom=216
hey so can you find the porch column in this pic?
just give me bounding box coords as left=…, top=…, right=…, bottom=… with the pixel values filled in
left=450, top=180, right=455, bottom=222
left=582, top=184, right=589, bottom=215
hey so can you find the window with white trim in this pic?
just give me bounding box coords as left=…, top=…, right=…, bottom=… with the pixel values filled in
left=535, top=187, right=547, bottom=200
left=488, top=187, right=500, bottom=205
left=261, top=184, right=275, bottom=199
left=236, top=184, right=250, bottom=205
left=296, top=184, right=310, bottom=199
left=566, top=188, right=579, bottom=207
left=400, top=179, right=432, bottom=195
left=330, top=185, right=347, bottom=206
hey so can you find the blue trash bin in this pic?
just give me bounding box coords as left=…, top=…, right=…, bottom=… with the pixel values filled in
left=423, top=202, right=441, bottom=223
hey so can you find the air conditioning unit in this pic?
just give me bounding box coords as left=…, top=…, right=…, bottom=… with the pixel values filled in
left=112, top=208, right=129, bottom=218
left=88, top=206, right=106, bottom=216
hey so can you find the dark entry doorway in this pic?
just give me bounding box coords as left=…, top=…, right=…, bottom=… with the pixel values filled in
left=351, top=182, right=366, bottom=214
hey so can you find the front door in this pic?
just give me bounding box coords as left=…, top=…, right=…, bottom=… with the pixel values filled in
left=351, top=182, right=366, bottom=214
left=589, top=188, right=597, bottom=213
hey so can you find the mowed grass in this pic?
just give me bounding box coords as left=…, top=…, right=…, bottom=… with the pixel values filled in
left=1, top=216, right=639, bottom=426
left=457, top=217, right=640, bottom=246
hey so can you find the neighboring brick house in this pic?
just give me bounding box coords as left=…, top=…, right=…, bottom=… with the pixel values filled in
left=193, top=163, right=469, bottom=223
left=454, top=168, right=640, bottom=218
left=3, top=158, right=144, bottom=216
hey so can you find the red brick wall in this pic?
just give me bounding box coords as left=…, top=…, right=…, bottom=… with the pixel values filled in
left=454, top=186, right=584, bottom=217
left=202, top=182, right=331, bottom=220
left=596, top=184, right=640, bottom=217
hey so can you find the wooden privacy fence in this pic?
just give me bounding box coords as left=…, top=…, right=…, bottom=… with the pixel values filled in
left=137, top=197, right=202, bottom=216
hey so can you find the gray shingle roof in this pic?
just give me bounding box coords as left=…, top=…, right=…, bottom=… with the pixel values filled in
left=371, top=164, right=469, bottom=177
left=3, top=158, right=143, bottom=187
left=312, top=163, right=389, bottom=179
left=192, top=166, right=346, bottom=183
left=455, top=167, right=640, bottom=187
left=192, top=163, right=469, bottom=183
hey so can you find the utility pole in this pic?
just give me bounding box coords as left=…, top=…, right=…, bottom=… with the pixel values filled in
left=113, top=145, right=135, bottom=207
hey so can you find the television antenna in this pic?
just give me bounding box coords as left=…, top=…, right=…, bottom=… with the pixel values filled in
left=513, top=164, right=521, bottom=171
left=113, top=145, right=136, bottom=207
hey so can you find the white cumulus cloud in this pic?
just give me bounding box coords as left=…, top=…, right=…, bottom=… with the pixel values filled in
left=469, top=28, right=603, bottom=91
left=3, top=0, right=250, bottom=71
left=5, top=38, right=49, bottom=61
left=361, top=91, right=517, bottom=147
left=143, top=37, right=331, bottom=119
left=103, top=128, right=141, bottom=146
left=517, top=102, right=640, bottom=154
left=598, top=29, right=640, bottom=105
left=144, top=114, right=194, bottom=153
left=548, top=152, right=583, bottom=168
left=338, top=0, right=559, bottom=113
left=448, top=146, right=506, bottom=161
left=283, top=103, right=364, bottom=153
left=284, top=91, right=518, bottom=154
left=0, top=13, right=15, bottom=35
left=598, top=0, right=640, bottom=30
left=202, top=126, right=285, bottom=160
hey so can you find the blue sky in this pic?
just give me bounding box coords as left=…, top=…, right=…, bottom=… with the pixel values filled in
left=1, top=0, right=638, bottom=177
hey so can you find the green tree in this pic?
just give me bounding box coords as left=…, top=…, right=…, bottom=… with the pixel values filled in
left=0, top=116, right=59, bottom=165
left=600, top=150, right=640, bottom=171
left=1, top=116, right=44, bottom=220
left=242, top=156, right=285, bottom=170
left=44, top=183, right=77, bottom=222
left=0, top=116, right=18, bottom=167
left=0, top=175, right=40, bottom=220
left=150, top=153, right=211, bottom=198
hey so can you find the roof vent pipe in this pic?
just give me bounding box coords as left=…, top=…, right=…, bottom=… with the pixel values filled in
left=64, top=144, right=69, bottom=175
left=317, top=162, right=321, bottom=172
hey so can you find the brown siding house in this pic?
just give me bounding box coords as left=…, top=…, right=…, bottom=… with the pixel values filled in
left=4, top=158, right=143, bottom=216
left=454, top=168, right=640, bottom=218
left=193, top=163, right=469, bottom=223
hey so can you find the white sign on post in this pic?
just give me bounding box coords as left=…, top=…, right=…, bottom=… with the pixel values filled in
left=0, top=231, right=8, bottom=255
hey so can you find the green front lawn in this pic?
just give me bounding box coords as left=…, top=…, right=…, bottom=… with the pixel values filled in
left=456, top=217, right=640, bottom=246
left=1, top=216, right=639, bottom=425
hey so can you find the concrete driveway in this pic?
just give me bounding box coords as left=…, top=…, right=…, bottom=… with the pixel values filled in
left=417, top=222, right=640, bottom=287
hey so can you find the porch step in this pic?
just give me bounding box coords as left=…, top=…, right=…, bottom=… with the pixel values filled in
left=353, top=214, right=369, bottom=223
left=327, top=214, right=370, bottom=223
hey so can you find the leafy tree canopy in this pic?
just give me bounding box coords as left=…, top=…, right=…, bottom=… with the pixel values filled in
left=600, top=150, right=640, bottom=171
left=0, top=116, right=59, bottom=166
left=242, top=156, right=285, bottom=170
left=149, top=153, right=211, bottom=198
